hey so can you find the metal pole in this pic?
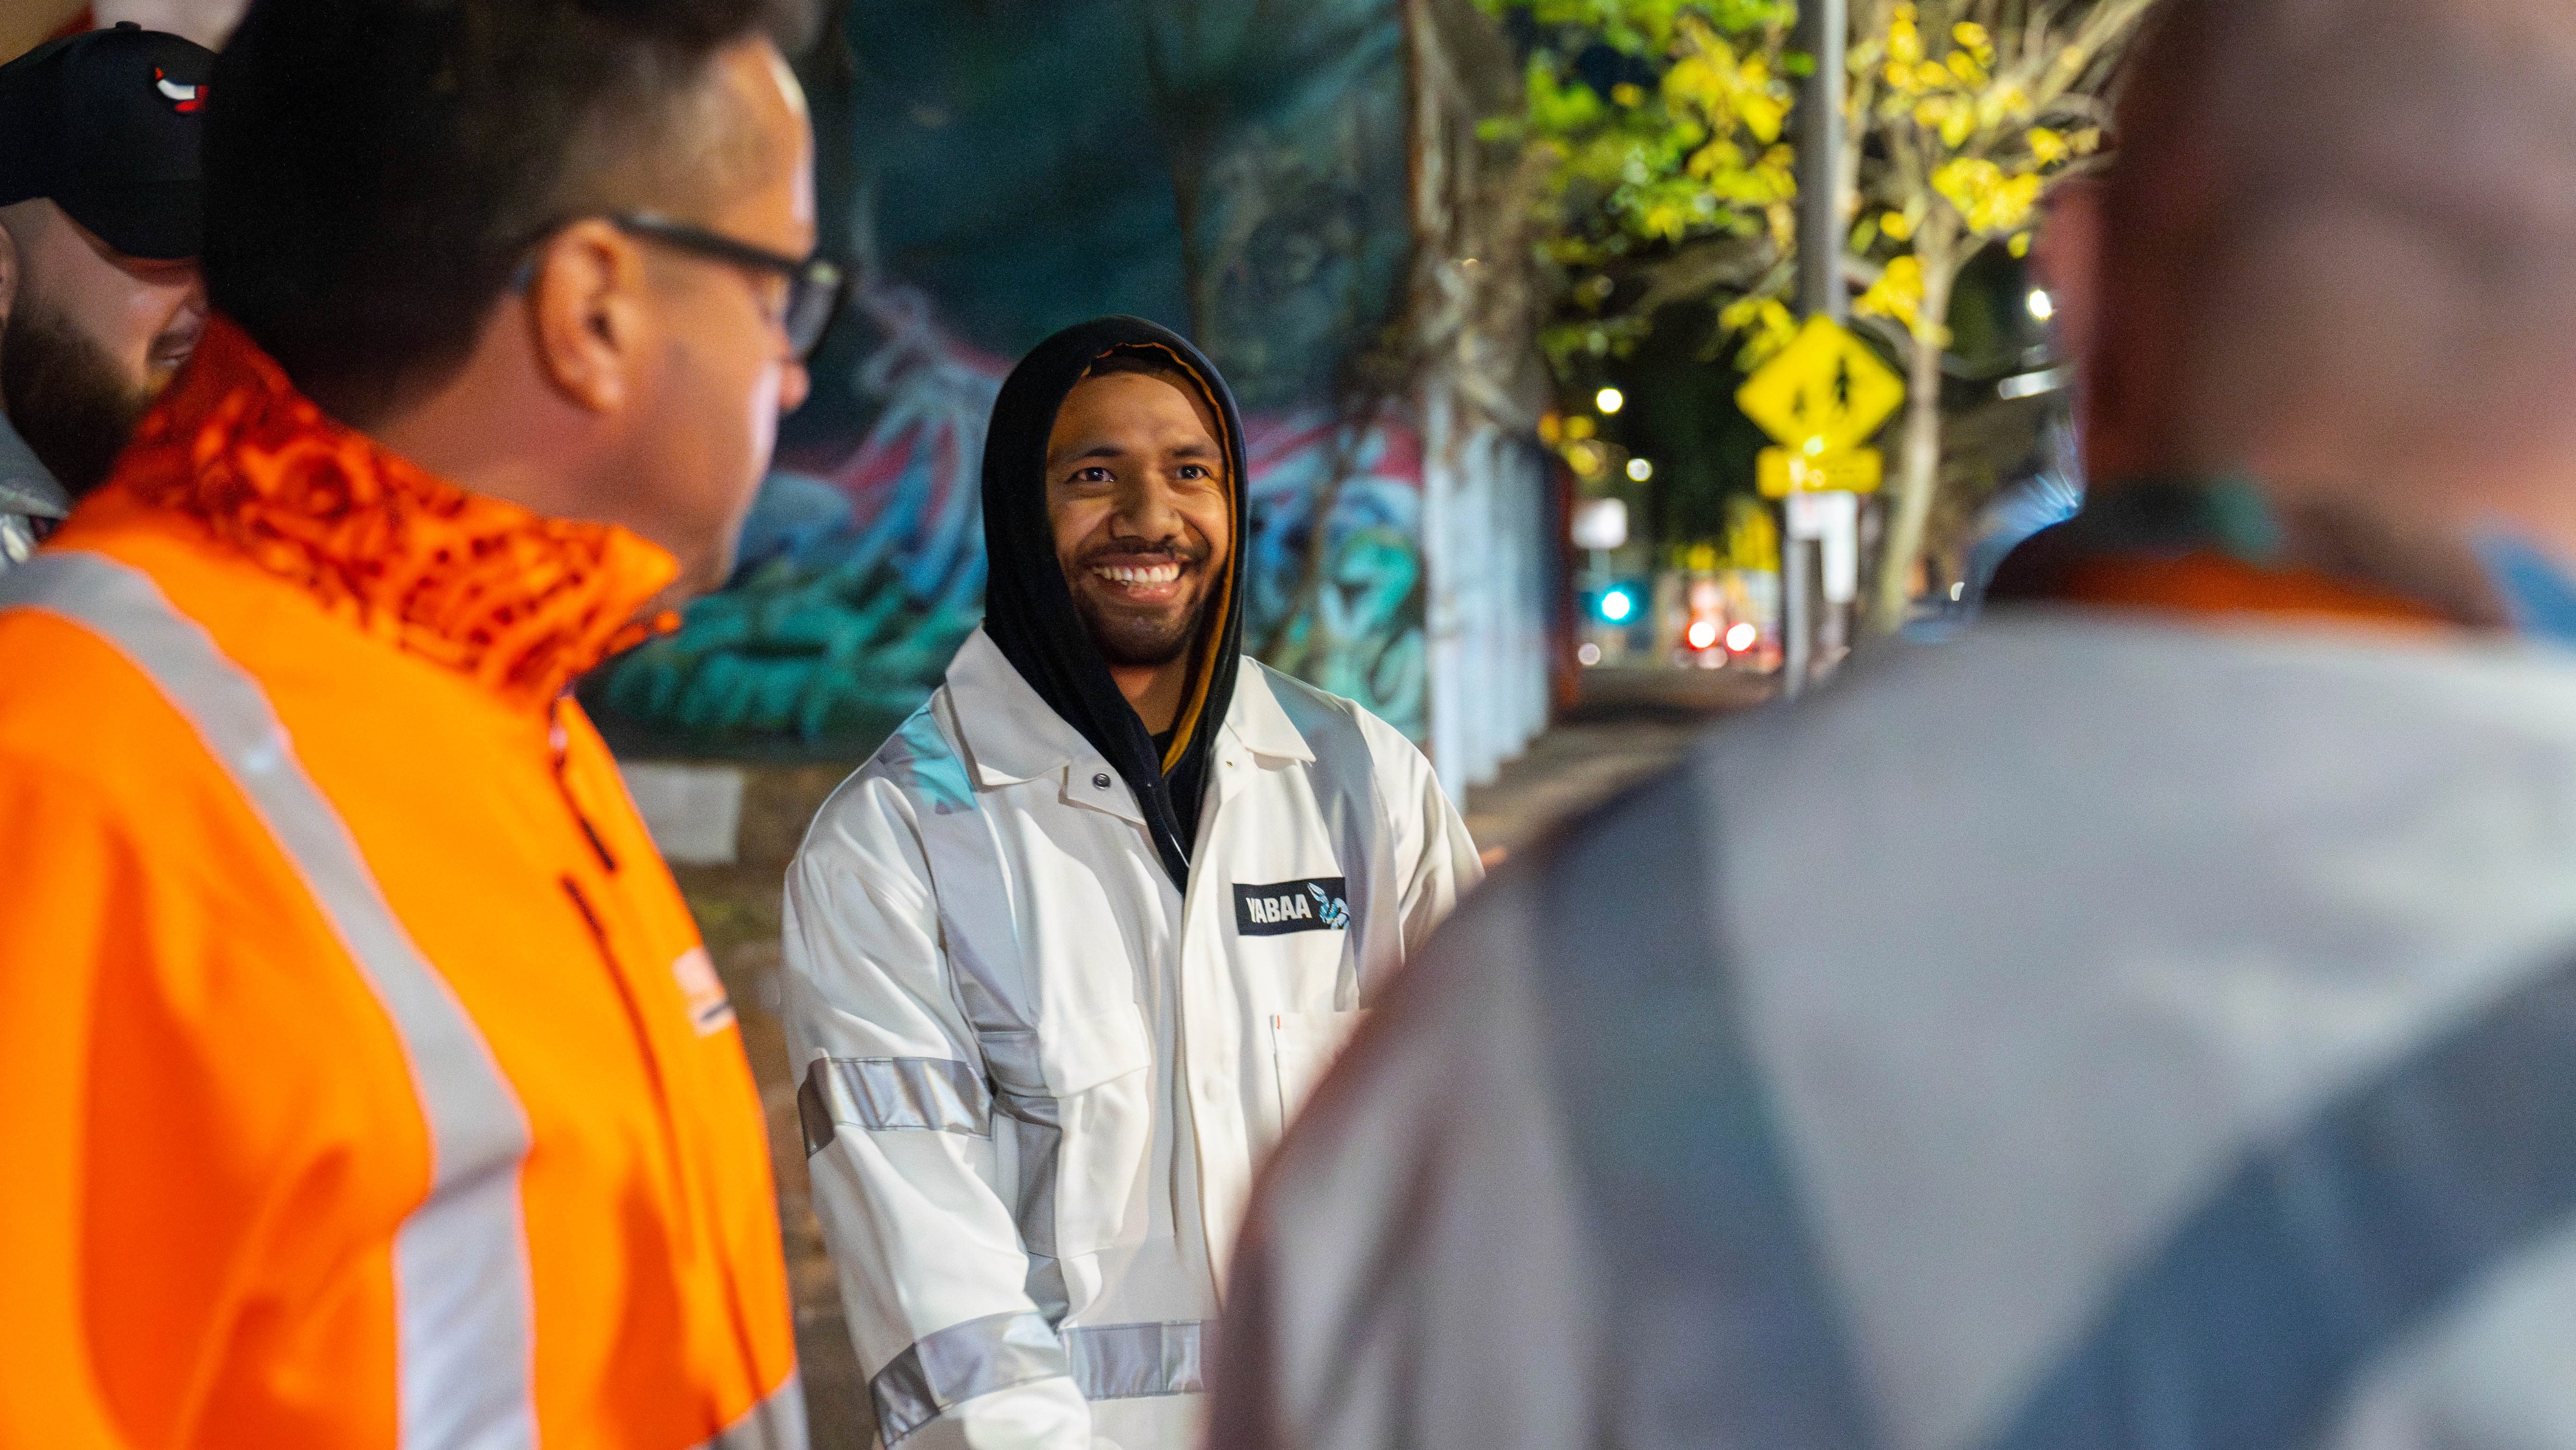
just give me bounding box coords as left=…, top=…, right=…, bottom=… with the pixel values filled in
left=1782, top=0, right=1846, bottom=695
left=1796, top=0, right=1847, bottom=326
left=1783, top=510, right=1813, bottom=690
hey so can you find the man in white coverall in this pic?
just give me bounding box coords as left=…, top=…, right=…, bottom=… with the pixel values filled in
left=784, top=315, right=1480, bottom=1449
left=1209, top=1, right=2576, bottom=1448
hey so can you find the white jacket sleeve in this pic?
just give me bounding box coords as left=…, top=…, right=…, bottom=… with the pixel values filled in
left=782, top=774, right=1094, bottom=1450
left=1355, top=710, right=1485, bottom=960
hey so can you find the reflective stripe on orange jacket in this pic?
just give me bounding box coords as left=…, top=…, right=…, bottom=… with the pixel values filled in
left=0, top=318, right=802, bottom=1449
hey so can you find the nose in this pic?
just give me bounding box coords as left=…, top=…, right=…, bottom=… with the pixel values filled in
left=1112, top=471, right=1186, bottom=542
left=160, top=264, right=207, bottom=331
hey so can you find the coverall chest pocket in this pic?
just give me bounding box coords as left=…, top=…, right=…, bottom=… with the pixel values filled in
left=982, top=1003, right=1155, bottom=1261
left=1270, top=1009, right=1367, bottom=1129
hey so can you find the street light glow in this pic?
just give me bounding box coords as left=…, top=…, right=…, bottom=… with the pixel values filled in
left=1687, top=619, right=1719, bottom=650
left=1598, top=588, right=1636, bottom=623
left=1726, top=622, right=1759, bottom=652
left=1626, top=457, right=1654, bottom=482
left=1596, top=386, right=1625, bottom=415
left=2028, top=289, right=2056, bottom=322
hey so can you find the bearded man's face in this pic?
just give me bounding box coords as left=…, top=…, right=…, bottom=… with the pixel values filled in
left=3, top=300, right=158, bottom=497
left=0, top=199, right=206, bottom=497
left=1043, top=371, right=1233, bottom=670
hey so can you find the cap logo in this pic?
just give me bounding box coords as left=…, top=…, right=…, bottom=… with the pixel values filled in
left=153, top=67, right=203, bottom=113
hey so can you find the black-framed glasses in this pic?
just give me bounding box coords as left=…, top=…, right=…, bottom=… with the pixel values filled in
left=509, top=211, right=847, bottom=360
left=611, top=212, right=847, bottom=359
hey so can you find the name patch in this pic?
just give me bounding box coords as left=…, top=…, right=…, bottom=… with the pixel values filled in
left=1234, top=877, right=1351, bottom=937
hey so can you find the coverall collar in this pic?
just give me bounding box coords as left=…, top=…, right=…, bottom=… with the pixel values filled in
left=2001, top=475, right=2576, bottom=649
left=1994, top=476, right=2501, bottom=635
left=944, top=628, right=1314, bottom=805
left=1223, top=663, right=1316, bottom=764
left=947, top=627, right=1089, bottom=788
left=80, top=314, right=681, bottom=712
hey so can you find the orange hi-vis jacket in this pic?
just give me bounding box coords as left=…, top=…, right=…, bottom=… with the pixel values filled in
left=0, top=318, right=804, bottom=1449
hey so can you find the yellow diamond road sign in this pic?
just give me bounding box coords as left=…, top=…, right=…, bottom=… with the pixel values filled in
left=1736, top=316, right=1906, bottom=457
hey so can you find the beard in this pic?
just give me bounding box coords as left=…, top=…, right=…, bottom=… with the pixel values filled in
left=1068, top=540, right=1218, bottom=669
left=1079, top=590, right=1206, bottom=667
left=3, top=303, right=157, bottom=499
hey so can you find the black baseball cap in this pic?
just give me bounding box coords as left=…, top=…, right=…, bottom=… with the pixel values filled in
left=0, top=22, right=213, bottom=261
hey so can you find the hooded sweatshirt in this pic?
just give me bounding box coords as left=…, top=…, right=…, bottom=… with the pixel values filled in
left=979, top=316, right=1246, bottom=891
left=0, top=408, right=68, bottom=572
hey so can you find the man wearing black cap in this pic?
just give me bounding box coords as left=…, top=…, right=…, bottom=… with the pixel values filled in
left=0, top=20, right=211, bottom=567
left=782, top=318, right=1484, bottom=1449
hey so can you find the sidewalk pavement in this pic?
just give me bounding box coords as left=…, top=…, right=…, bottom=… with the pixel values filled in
left=1463, top=665, right=1773, bottom=865
left=672, top=664, right=1773, bottom=1441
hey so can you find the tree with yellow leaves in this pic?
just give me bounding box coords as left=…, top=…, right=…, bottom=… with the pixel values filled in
left=1472, top=0, right=1801, bottom=386
left=1481, top=0, right=2151, bottom=626
left=1843, top=0, right=2151, bottom=632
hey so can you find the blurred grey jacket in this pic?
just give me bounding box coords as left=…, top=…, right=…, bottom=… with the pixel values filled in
left=0, top=411, right=66, bottom=572
left=1212, top=618, right=2576, bottom=1450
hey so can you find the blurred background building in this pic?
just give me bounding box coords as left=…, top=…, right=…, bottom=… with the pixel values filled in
left=577, top=0, right=1561, bottom=803
left=16, top=0, right=1563, bottom=803
left=8, top=0, right=2124, bottom=796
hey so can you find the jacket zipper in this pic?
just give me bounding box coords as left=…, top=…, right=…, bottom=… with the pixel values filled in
left=548, top=699, right=772, bottom=1399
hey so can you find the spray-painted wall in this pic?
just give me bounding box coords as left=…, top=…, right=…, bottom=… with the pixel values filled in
left=586, top=0, right=1448, bottom=757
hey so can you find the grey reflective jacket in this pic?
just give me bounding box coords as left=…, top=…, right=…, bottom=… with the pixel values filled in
left=1214, top=618, right=2576, bottom=1450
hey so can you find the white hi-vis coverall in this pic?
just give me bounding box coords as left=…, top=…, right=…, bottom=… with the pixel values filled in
left=782, top=628, right=1482, bottom=1449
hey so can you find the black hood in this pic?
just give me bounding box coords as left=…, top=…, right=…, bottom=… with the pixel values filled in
left=980, top=316, right=1248, bottom=891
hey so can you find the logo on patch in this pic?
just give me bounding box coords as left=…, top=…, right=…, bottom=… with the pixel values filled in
left=1234, top=876, right=1350, bottom=937
left=153, top=67, right=203, bottom=113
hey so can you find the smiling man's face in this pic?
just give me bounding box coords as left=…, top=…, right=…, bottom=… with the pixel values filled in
left=1044, top=367, right=1231, bottom=674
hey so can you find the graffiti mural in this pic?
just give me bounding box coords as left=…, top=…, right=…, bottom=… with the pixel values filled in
left=585, top=0, right=1428, bottom=758
left=1243, top=410, right=1426, bottom=739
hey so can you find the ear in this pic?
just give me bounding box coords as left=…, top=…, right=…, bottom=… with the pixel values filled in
left=2033, top=177, right=2106, bottom=397
left=521, top=218, right=649, bottom=415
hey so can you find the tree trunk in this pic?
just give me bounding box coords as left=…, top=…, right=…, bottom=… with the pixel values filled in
left=1872, top=225, right=1960, bottom=636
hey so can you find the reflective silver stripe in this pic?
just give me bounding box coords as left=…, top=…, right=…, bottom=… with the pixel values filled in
left=883, top=710, right=1079, bottom=1265
left=1064, top=1320, right=1211, bottom=1400
left=1023, top=1253, right=1071, bottom=1325
left=882, top=706, right=1038, bottom=1054
left=870, top=1311, right=1070, bottom=1444
left=698, top=1372, right=810, bottom=1450
left=994, top=1088, right=1066, bottom=1258
left=798, top=1056, right=989, bottom=1155
left=1262, top=664, right=1401, bottom=995
left=1, top=554, right=540, bottom=1447
left=865, top=1314, right=1211, bottom=1441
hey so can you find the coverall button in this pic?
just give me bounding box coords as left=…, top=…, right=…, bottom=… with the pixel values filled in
left=1092, top=772, right=1112, bottom=789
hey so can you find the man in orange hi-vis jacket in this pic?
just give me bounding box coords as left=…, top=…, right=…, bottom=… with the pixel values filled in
left=0, top=0, right=841, bottom=1444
